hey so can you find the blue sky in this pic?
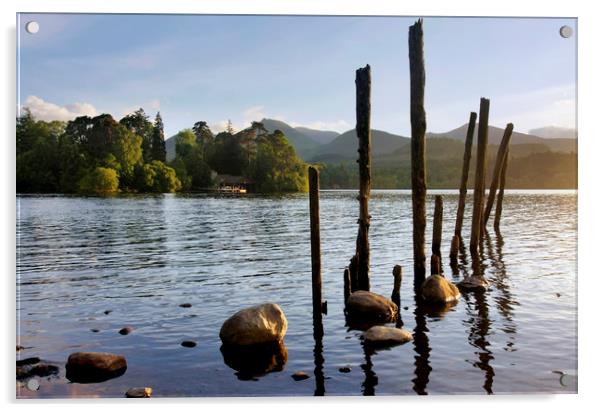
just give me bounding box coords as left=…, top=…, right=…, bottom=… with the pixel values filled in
left=17, top=13, right=576, bottom=137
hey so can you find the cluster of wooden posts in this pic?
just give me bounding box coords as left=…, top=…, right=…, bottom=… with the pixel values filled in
left=308, top=19, right=514, bottom=319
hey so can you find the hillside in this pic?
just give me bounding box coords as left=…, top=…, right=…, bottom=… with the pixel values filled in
left=260, top=118, right=321, bottom=159
left=294, top=126, right=339, bottom=145
left=308, top=129, right=410, bottom=161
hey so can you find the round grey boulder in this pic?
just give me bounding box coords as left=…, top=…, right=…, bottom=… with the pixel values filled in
left=219, top=303, right=287, bottom=346
left=421, top=275, right=461, bottom=305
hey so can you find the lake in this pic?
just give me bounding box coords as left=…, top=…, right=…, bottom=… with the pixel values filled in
left=16, top=190, right=577, bottom=397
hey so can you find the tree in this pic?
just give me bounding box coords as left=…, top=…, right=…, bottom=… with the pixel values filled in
left=226, top=119, right=235, bottom=135
left=113, top=126, right=143, bottom=188
left=175, top=129, right=197, bottom=158
left=192, top=121, right=214, bottom=147
left=120, top=108, right=154, bottom=162
left=207, top=131, right=246, bottom=176
left=133, top=161, right=181, bottom=193
left=151, top=112, right=167, bottom=162
left=252, top=130, right=308, bottom=192
left=78, top=167, right=119, bottom=195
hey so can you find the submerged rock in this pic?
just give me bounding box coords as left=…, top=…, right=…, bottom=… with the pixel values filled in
left=125, top=387, right=153, bottom=398
left=103, top=310, right=112, bottom=315
left=362, top=326, right=413, bottom=347
left=66, top=352, right=127, bottom=383
left=179, top=303, right=192, bottom=308
left=420, top=275, right=461, bottom=305
left=291, top=371, right=310, bottom=381
left=181, top=340, right=197, bottom=348
left=119, top=327, right=134, bottom=335
left=338, top=366, right=351, bottom=373
left=219, top=303, right=287, bottom=346
left=345, top=291, right=398, bottom=325
left=17, top=358, right=59, bottom=380
left=457, top=275, right=489, bottom=291
left=220, top=340, right=288, bottom=380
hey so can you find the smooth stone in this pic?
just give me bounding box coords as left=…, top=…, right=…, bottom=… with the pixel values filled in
left=17, top=361, right=59, bottom=380
left=179, top=303, right=192, bottom=308
left=362, top=326, right=413, bottom=347
left=338, top=366, right=351, bottom=373
left=103, top=310, right=112, bottom=315
left=292, top=371, right=310, bottom=381
left=119, top=327, right=134, bottom=335
left=66, top=352, right=127, bottom=383
left=125, top=387, right=153, bottom=398
left=457, top=275, right=489, bottom=291
left=91, top=328, right=100, bottom=333
left=420, top=275, right=461, bottom=305
left=345, top=291, right=398, bottom=323
left=219, top=303, right=287, bottom=346
left=181, top=340, right=197, bottom=348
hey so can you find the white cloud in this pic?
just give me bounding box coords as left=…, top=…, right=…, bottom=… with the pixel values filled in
left=21, top=95, right=98, bottom=121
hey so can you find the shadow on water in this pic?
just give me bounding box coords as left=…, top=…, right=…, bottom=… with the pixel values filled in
left=412, top=296, right=431, bottom=395
left=361, top=342, right=377, bottom=396
left=220, top=340, right=288, bottom=381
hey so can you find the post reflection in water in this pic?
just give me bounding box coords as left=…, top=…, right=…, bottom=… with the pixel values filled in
left=488, top=229, right=519, bottom=352
left=361, top=344, right=377, bottom=396
left=412, top=296, right=431, bottom=395
left=312, top=315, right=325, bottom=396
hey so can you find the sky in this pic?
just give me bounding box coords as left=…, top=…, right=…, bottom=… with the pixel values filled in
left=17, top=13, right=577, bottom=137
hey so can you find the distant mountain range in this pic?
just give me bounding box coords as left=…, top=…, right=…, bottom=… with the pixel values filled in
left=165, top=118, right=577, bottom=163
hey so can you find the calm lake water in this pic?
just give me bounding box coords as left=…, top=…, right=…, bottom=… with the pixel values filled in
left=16, top=190, right=577, bottom=397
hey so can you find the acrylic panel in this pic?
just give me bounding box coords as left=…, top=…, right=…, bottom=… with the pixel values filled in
left=16, top=13, right=577, bottom=398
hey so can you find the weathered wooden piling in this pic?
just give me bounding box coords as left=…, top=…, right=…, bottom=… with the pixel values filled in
left=409, top=19, right=427, bottom=289
left=430, top=255, right=441, bottom=276
left=494, top=148, right=510, bottom=231
left=391, top=265, right=402, bottom=303
left=454, top=112, right=477, bottom=237
left=431, top=195, right=443, bottom=274
left=344, top=268, right=351, bottom=304
left=355, top=64, right=372, bottom=292
left=483, top=123, right=514, bottom=226
left=308, top=166, right=323, bottom=320
left=469, top=98, right=490, bottom=256
left=450, top=234, right=460, bottom=261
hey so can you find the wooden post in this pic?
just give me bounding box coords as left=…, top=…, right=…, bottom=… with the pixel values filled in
left=391, top=265, right=402, bottom=303
left=454, top=112, right=477, bottom=237
left=483, top=123, right=514, bottom=226
left=450, top=234, right=460, bottom=260
left=355, top=64, right=372, bottom=292
left=349, top=255, right=359, bottom=293
left=431, top=195, right=443, bottom=274
left=430, top=255, right=441, bottom=276
left=308, top=166, right=322, bottom=320
left=409, top=19, right=427, bottom=289
left=469, top=98, right=490, bottom=256
left=494, top=148, right=509, bottom=231
left=344, top=268, right=351, bottom=304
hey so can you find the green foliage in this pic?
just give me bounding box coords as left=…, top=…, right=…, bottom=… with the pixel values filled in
left=252, top=130, right=308, bottom=192
left=151, top=112, right=166, bottom=162
left=207, top=131, right=246, bottom=175
left=192, top=121, right=214, bottom=146
left=120, top=108, right=154, bottom=163
left=113, top=127, right=143, bottom=187
left=133, top=161, right=181, bottom=193
left=78, top=167, right=119, bottom=195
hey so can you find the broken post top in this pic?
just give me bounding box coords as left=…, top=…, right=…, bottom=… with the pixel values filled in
left=356, top=64, right=371, bottom=78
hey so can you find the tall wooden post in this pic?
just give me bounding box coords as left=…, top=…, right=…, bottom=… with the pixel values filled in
left=355, top=65, right=372, bottom=292
left=308, top=166, right=323, bottom=320
left=454, top=112, right=477, bottom=237
left=431, top=195, right=443, bottom=274
left=409, top=19, right=427, bottom=289
left=469, top=98, right=490, bottom=256
left=494, top=148, right=509, bottom=231
left=483, top=123, right=514, bottom=226
left=391, top=265, right=402, bottom=303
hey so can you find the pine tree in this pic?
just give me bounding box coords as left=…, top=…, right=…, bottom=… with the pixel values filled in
left=151, top=112, right=166, bottom=162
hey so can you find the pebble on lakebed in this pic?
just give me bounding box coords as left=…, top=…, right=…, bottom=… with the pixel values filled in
left=181, top=340, right=197, bottom=348
left=338, top=366, right=351, bottom=373
left=291, top=371, right=310, bottom=381
left=179, top=303, right=192, bottom=308
left=119, top=327, right=134, bottom=335
left=125, top=387, right=152, bottom=398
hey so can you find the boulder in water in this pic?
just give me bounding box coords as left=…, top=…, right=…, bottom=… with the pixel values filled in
left=219, top=303, right=287, bottom=346
left=362, top=325, right=413, bottom=347
left=66, top=352, right=127, bottom=383
left=345, top=291, right=398, bottom=325
left=420, top=275, right=461, bottom=305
